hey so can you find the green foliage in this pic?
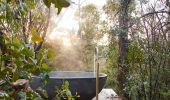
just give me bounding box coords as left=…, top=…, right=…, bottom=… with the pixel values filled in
left=43, top=0, right=70, bottom=14
left=0, top=0, right=70, bottom=99
left=79, top=4, right=100, bottom=70
left=104, top=0, right=170, bottom=100
left=54, top=81, right=79, bottom=100
left=81, top=4, right=100, bottom=42
left=0, top=35, right=52, bottom=99
left=31, top=32, right=43, bottom=43
left=125, top=38, right=170, bottom=99
left=82, top=44, right=94, bottom=71
left=103, top=0, right=120, bottom=21
left=105, top=31, right=119, bottom=91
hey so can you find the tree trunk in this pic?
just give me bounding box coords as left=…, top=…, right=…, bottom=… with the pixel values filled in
left=166, top=0, right=170, bottom=87
left=117, top=0, right=131, bottom=99
left=167, top=0, right=170, bottom=66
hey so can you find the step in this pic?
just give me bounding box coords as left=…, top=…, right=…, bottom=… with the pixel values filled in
left=92, top=89, right=121, bottom=100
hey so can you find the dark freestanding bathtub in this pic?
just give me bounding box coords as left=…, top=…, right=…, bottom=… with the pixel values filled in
left=30, top=71, right=107, bottom=100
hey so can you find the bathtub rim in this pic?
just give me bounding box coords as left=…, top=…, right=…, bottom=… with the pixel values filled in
left=31, top=71, right=107, bottom=79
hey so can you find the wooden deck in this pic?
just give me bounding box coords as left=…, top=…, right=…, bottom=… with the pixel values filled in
left=92, top=89, right=121, bottom=100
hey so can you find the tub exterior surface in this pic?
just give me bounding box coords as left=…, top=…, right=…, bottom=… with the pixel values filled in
left=30, top=71, right=107, bottom=100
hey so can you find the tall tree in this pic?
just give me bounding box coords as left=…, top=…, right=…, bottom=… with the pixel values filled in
left=81, top=4, right=100, bottom=43
left=167, top=0, right=170, bottom=71
left=104, top=0, right=170, bottom=99
left=80, top=4, right=100, bottom=70
left=117, top=0, right=131, bottom=99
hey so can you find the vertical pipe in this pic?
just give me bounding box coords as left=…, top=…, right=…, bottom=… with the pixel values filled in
left=94, top=46, right=99, bottom=100
left=94, top=47, right=96, bottom=76
left=96, top=62, right=99, bottom=100
left=95, top=46, right=99, bottom=100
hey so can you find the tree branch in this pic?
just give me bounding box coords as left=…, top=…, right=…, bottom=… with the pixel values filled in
left=140, top=10, right=170, bottom=18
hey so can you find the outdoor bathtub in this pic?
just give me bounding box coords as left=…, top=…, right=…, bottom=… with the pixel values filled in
left=30, top=71, right=107, bottom=100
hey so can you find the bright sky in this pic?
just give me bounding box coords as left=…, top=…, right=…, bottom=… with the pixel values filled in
left=47, top=0, right=106, bottom=41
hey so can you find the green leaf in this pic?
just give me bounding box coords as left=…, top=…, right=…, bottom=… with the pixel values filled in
left=12, top=73, right=19, bottom=81
left=43, top=0, right=52, bottom=8
left=47, top=49, right=55, bottom=59
left=66, top=90, right=72, bottom=96
left=13, top=38, right=21, bottom=44
left=19, top=71, right=30, bottom=79
left=64, top=81, right=69, bottom=89
left=51, top=0, right=70, bottom=14
left=29, top=57, right=37, bottom=65
left=0, top=90, right=9, bottom=98
left=31, top=32, right=43, bottom=43
left=56, top=4, right=62, bottom=14
left=34, top=97, right=44, bottom=100
left=24, top=64, right=34, bottom=71
left=25, top=0, right=36, bottom=9
left=39, top=72, right=49, bottom=81
left=7, top=0, right=11, bottom=3
left=17, top=91, right=26, bottom=100
left=12, top=38, right=22, bottom=49
left=56, top=0, right=70, bottom=7
left=36, top=87, right=48, bottom=98
left=21, top=48, right=34, bottom=57
left=0, top=15, right=6, bottom=20
left=0, top=80, right=6, bottom=86
left=19, top=1, right=29, bottom=15
left=15, top=60, right=24, bottom=68
left=41, top=63, right=52, bottom=73
left=42, top=63, right=47, bottom=68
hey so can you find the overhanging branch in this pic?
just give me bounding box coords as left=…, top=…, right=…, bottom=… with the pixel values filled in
left=140, top=10, right=170, bottom=18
